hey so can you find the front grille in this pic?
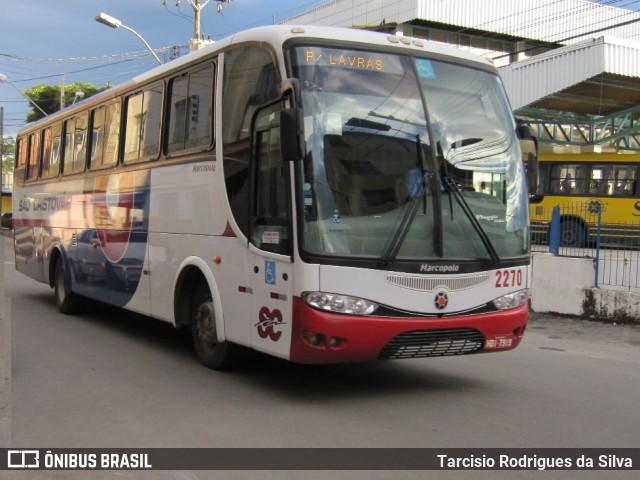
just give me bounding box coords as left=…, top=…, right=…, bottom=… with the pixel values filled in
left=379, top=328, right=484, bottom=359
left=386, top=273, right=490, bottom=292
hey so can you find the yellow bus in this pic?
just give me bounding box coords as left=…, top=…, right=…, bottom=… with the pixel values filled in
left=530, top=152, right=640, bottom=247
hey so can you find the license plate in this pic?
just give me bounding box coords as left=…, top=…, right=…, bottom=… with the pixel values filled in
left=485, top=335, right=514, bottom=349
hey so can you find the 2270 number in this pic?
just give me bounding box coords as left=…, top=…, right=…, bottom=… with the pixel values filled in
left=495, top=269, right=523, bottom=288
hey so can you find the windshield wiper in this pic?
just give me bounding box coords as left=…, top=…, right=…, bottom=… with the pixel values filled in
left=380, top=187, right=424, bottom=268
left=380, top=137, right=431, bottom=267
left=441, top=176, right=501, bottom=265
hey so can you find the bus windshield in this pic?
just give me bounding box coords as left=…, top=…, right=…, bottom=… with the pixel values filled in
left=290, top=46, right=529, bottom=264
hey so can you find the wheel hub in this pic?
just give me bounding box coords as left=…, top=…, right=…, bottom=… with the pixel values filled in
left=195, top=301, right=216, bottom=346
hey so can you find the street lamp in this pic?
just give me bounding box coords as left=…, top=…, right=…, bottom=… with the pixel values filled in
left=0, top=73, right=49, bottom=118
left=71, top=91, right=85, bottom=105
left=95, top=13, right=163, bottom=65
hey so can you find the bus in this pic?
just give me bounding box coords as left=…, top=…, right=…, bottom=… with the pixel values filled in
left=13, top=25, right=533, bottom=370
left=530, top=152, right=640, bottom=247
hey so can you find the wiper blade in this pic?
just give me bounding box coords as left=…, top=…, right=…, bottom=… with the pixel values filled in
left=380, top=137, right=430, bottom=267
left=380, top=191, right=423, bottom=268
left=442, top=177, right=500, bottom=265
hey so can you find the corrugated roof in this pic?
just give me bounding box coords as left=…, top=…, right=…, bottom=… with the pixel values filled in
left=283, top=0, right=640, bottom=44
left=284, top=0, right=640, bottom=137
left=499, top=36, right=640, bottom=115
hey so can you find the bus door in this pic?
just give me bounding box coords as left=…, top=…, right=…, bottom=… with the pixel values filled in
left=248, top=102, right=294, bottom=359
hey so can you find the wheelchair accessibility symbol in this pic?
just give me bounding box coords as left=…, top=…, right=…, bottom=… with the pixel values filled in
left=265, top=260, right=276, bottom=285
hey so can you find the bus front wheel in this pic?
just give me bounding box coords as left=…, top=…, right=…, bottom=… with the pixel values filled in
left=560, top=220, right=586, bottom=247
left=190, top=283, right=236, bottom=370
left=54, top=257, right=80, bottom=314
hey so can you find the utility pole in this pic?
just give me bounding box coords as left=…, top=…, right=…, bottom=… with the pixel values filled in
left=193, top=0, right=205, bottom=41
left=165, top=1, right=233, bottom=52
left=60, top=74, right=65, bottom=110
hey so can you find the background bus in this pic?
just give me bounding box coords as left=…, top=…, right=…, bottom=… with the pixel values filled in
left=530, top=152, right=640, bottom=247
left=13, top=25, right=533, bottom=370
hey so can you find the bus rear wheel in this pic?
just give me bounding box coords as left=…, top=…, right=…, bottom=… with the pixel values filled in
left=54, top=257, right=80, bottom=314
left=190, top=283, right=236, bottom=370
left=560, top=220, right=586, bottom=247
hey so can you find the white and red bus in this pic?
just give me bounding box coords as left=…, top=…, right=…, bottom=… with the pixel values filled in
left=13, top=25, right=533, bottom=369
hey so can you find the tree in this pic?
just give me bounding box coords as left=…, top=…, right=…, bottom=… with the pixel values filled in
left=23, top=82, right=111, bottom=122
left=2, top=135, right=15, bottom=174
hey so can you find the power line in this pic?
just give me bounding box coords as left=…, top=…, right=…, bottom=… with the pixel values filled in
left=0, top=47, right=174, bottom=64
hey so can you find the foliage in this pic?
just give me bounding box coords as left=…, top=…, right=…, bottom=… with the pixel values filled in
left=23, top=82, right=111, bottom=122
left=1, top=136, right=15, bottom=173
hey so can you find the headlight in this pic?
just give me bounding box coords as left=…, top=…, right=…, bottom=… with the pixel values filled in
left=302, top=291, right=379, bottom=315
left=492, top=289, right=529, bottom=310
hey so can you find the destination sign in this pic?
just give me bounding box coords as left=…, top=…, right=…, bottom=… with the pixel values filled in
left=296, top=47, right=405, bottom=74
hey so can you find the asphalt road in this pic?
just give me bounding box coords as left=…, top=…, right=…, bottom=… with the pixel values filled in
left=2, top=234, right=639, bottom=479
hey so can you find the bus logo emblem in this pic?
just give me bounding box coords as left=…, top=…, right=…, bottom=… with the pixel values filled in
left=434, top=291, right=448, bottom=310
left=586, top=199, right=604, bottom=215
left=256, top=307, right=284, bottom=341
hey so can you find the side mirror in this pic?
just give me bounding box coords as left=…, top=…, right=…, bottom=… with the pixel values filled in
left=525, top=151, right=539, bottom=196
left=517, top=124, right=539, bottom=196
left=280, top=107, right=304, bottom=161
left=279, top=78, right=304, bottom=161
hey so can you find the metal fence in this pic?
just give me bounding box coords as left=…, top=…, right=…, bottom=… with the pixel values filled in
left=530, top=204, right=640, bottom=291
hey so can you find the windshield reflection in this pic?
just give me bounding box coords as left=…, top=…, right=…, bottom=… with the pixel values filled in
left=290, top=46, right=529, bottom=264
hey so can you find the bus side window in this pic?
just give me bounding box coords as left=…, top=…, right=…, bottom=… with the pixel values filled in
left=222, top=46, right=280, bottom=239
left=573, top=165, right=588, bottom=195
left=167, top=63, right=214, bottom=155
left=589, top=165, right=607, bottom=195
left=90, top=102, right=120, bottom=170
left=124, top=84, right=163, bottom=164
left=15, top=137, right=28, bottom=186
left=41, top=124, right=61, bottom=179
left=63, top=114, right=88, bottom=175
left=27, top=132, right=41, bottom=182
left=553, top=164, right=587, bottom=195
left=611, top=165, right=637, bottom=196
left=550, top=164, right=566, bottom=194
left=537, top=166, right=547, bottom=195
left=63, top=118, right=75, bottom=174
left=167, top=75, right=189, bottom=154
left=91, top=105, right=106, bottom=169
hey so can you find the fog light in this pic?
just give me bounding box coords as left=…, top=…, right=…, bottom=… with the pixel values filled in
left=302, top=330, right=325, bottom=347
left=329, top=336, right=347, bottom=348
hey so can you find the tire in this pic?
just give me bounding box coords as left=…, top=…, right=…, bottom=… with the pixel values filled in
left=54, top=257, right=80, bottom=314
left=190, top=283, right=237, bottom=370
left=560, top=220, right=586, bottom=247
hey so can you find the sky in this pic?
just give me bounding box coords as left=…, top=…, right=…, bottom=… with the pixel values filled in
left=0, top=0, right=327, bottom=136
left=1, top=0, right=635, bottom=137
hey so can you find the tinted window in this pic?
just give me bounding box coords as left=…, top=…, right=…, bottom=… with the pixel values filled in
left=124, top=84, right=163, bottom=163
left=91, top=102, right=120, bottom=170
left=222, top=46, right=279, bottom=238
left=63, top=114, right=88, bottom=174
left=27, top=132, right=40, bottom=181
left=168, top=64, right=214, bottom=154
left=41, top=124, right=61, bottom=178
left=549, top=164, right=588, bottom=195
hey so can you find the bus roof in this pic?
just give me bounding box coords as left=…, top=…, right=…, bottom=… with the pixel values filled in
left=18, top=25, right=496, bottom=134
left=137, top=24, right=497, bottom=81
